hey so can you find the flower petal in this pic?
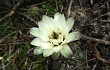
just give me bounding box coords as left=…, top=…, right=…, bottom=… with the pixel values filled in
left=66, top=32, right=80, bottom=43
left=34, top=47, right=42, bottom=55
left=42, top=15, right=58, bottom=31
left=38, top=21, right=52, bottom=41
left=30, top=38, right=42, bottom=46
left=38, top=21, right=54, bottom=41
left=57, top=14, right=66, bottom=30
left=66, top=17, right=74, bottom=32
left=43, top=49, right=54, bottom=57
left=38, top=32, right=49, bottom=42
left=38, top=21, right=52, bottom=34
left=52, top=52, right=60, bottom=59
left=60, top=44, right=73, bottom=58
left=42, top=15, right=53, bottom=24
left=42, top=15, right=55, bottom=28
left=30, top=27, right=39, bottom=37
left=52, top=45, right=63, bottom=53
left=54, top=13, right=61, bottom=21
left=40, top=43, right=53, bottom=49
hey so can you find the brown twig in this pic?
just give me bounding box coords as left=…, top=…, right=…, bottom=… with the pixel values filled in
left=73, top=58, right=96, bottom=70
left=0, top=0, right=24, bottom=22
left=92, top=61, right=98, bottom=70
left=27, top=0, right=49, bottom=8
left=19, top=13, right=37, bottom=24
left=100, top=19, right=110, bottom=23
left=81, top=34, right=110, bottom=45
left=0, top=11, right=14, bottom=22
left=93, top=44, right=110, bottom=64
left=0, top=31, right=17, bottom=43
left=78, top=0, right=82, bottom=8
left=88, top=43, right=110, bottom=64
left=88, top=12, right=110, bottom=24
left=12, top=48, right=22, bottom=70
left=67, top=0, right=73, bottom=18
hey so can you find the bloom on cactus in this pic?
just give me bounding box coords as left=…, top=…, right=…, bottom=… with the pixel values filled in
left=30, top=13, right=80, bottom=59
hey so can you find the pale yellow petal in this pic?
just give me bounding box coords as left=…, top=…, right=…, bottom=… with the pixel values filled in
left=38, top=21, right=51, bottom=34
left=38, top=32, right=49, bottom=42
left=40, top=43, right=53, bottom=49
left=34, top=47, right=42, bottom=55
left=43, top=15, right=59, bottom=31
left=60, top=44, right=73, bottom=58
left=43, top=49, right=54, bottom=57
left=66, top=17, right=74, bottom=32
left=52, top=45, right=63, bottom=53
left=54, top=13, right=61, bottom=21
left=57, top=14, right=66, bottom=30
left=30, top=38, right=42, bottom=46
left=30, top=27, right=39, bottom=37
left=66, top=32, right=80, bottom=43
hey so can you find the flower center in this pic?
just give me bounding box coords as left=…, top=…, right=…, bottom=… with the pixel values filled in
left=52, top=31, right=59, bottom=39
left=49, top=31, right=65, bottom=46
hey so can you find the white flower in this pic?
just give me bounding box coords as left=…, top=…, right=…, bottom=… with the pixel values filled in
left=30, top=13, right=80, bottom=59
